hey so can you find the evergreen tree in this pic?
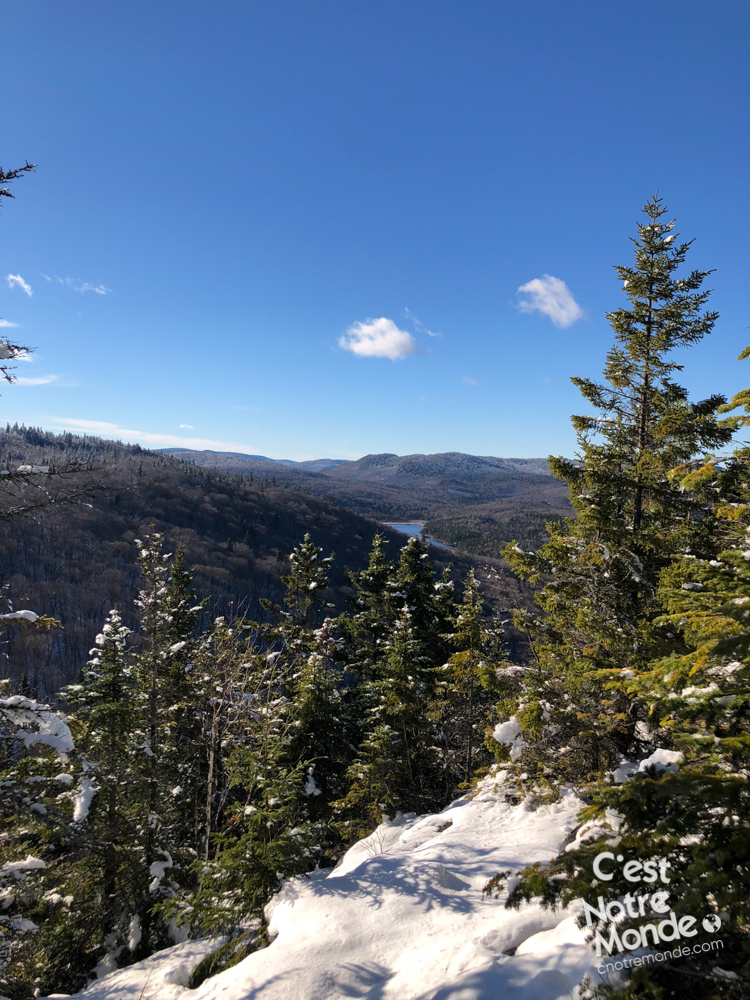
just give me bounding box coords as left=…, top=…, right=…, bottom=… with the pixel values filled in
left=503, top=196, right=732, bottom=784
left=503, top=354, right=750, bottom=996
left=51, top=612, right=145, bottom=978
left=391, top=535, right=453, bottom=665
left=181, top=536, right=342, bottom=963
left=130, top=534, right=203, bottom=955
left=342, top=533, right=395, bottom=682
left=434, top=570, right=505, bottom=792
left=336, top=536, right=459, bottom=832
left=286, top=617, right=349, bottom=830
left=568, top=348, right=750, bottom=993
left=183, top=628, right=319, bottom=952
left=489, top=211, right=747, bottom=997
left=278, top=532, right=334, bottom=628
left=0, top=684, right=81, bottom=997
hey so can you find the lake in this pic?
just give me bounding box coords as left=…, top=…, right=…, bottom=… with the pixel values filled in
left=384, top=523, right=454, bottom=551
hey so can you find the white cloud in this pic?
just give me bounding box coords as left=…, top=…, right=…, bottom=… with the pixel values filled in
left=516, top=274, right=583, bottom=328
left=6, top=274, right=33, bottom=297
left=55, top=277, right=110, bottom=294
left=462, top=375, right=477, bottom=385
left=179, top=423, right=194, bottom=429
left=0, top=319, right=19, bottom=328
left=405, top=307, right=440, bottom=338
left=339, top=317, right=420, bottom=361
left=16, top=375, right=58, bottom=386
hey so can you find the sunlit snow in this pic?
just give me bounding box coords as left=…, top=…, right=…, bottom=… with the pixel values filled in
left=47, top=770, right=603, bottom=1000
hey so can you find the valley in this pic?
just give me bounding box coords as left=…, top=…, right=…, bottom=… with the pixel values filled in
left=158, top=448, right=572, bottom=556
left=0, top=427, right=541, bottom=694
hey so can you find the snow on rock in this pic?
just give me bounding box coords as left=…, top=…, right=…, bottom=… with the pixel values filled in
left=185, top=774, right=599, bottom=1000
left=38, top=938, right=221, bottom=1000
left=610, top=760, right=638, bottom=783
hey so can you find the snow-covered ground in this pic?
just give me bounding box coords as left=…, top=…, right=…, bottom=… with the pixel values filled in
left=43, top=771, right=603, bottom=1000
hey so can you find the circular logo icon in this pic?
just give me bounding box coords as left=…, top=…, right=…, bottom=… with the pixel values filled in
left=702, top=914, right=721, bottom=933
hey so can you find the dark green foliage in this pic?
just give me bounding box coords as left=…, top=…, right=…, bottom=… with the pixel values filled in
left=336, top=537, right=506, bottom=836
left=434, top=570, right=507, bottom=791
left=491, top=206, right=750, bottom=995
left=503, top=196, right=732, bottom=786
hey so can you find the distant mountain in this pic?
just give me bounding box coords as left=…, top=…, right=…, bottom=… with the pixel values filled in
left=156, top=448, right=347, bottom=471
left=161, top=449, right=571, bottom=557
left=157, top=448, right=296, bottom=465
left=324, top=452, right=552, bottom=485
left=297, top=458, right=349, bottom=471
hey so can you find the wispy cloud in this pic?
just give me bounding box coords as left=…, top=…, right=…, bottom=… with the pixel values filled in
left=462, top=375, right=477, bottom=385
left=6, top=274, right=33, bottom=297
left=339, top=317, right=421, bottom=361
left=0, top=319, right=19, bottom=329
left=46, top=418, right=271, bottom=456
left=16, top=375, right=59, bottom=386
left=405, top=307, right=440, bottom=338
left=516, top=274, right=583, bottom=328
left=179, top=423, right=194, bottom=429
left=55, top=277, right=111, bottom=295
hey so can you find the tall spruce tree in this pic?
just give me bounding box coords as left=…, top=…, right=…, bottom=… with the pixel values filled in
left=434, top=570, right=505, bottom=792
left=131, top=534, right=203, bottom=955
left=504, top=196, right=732, bottom=783
left=182, top=535, right=341, bottom=959
left=342, top=533, right=395, bottom=682
left=503, top=348, right=750, bottom=998
left=53, top=612, right=145, bottom=979
left=336, top=536, right=456, bottom=831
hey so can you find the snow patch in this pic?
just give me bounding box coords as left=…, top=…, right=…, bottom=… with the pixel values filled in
left=45, top=775, right=603, bottom=1000
left=492, top=716, right=526, bottom=761
left=1, top=855, right=45, bottom=876
left=39, top=938, right=221, bottom=1000
left=638, top=748, right=683, bottom=774
left=73, top=777, right=98, bottom=823
left=0, top=610, right=39, bottom=622
left=149, top=851, right=173, bottom=893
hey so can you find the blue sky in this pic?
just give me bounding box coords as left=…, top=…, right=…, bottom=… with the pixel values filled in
left=2, top=1, right=748, bottom=461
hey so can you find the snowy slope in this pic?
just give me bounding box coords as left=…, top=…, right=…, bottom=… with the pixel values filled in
left=44, top=939, right=223, bottom=1000
left=44, top=771, right=602, bottom=1000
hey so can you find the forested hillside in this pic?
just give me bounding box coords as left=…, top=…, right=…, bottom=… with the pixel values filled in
left=0, top=427, right=530, bottom=693
left=157, top=448, right=572, bottom=556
